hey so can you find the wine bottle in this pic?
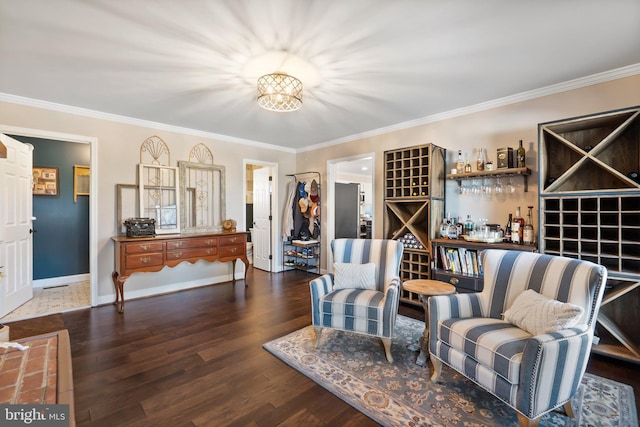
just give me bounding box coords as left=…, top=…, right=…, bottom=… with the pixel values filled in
left=523, top=206, right=535, bottom=245
left=512, top=207, right=525, bottom=244
left=504, top=213, right=513, bottom=243
left=455, top=150, right=464, bottom=173
left=517, top=140, right=526, bottom=168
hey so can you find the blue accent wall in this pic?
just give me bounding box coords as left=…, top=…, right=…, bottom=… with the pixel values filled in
left=10, top=136, right=90, bottom=280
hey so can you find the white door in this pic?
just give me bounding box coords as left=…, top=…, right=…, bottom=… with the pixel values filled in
left=0, top=133, right=34, bottom=317
left=253, top=167, right=271, bottom=271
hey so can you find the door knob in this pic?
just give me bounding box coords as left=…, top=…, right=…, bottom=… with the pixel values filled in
left=30, top=228, right=37, bottom=234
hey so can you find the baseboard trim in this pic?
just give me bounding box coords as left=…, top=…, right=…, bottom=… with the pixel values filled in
left=96, top=274, right=238, bottom=306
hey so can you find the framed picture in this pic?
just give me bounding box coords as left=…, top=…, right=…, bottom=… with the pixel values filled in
left=74, top=165, right=90, bottom=202
left=33, top=166, right=59, bottom=196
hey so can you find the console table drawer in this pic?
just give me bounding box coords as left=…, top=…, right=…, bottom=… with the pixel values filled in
left=220, top=244, right=244, bottom=257
left=167, top=247, right=218, bottom=260
left=167, top=238, right=217, bottom=250
left=220, top=235, right=245, bottom=246
left=125, top=252, right=164, bottom=269
left=125, top=242, right=164, bottom=254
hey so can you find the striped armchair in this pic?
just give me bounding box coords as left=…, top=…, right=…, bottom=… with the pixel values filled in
left=309, top=239, right=404, bottom=362
left=429, top=249, right=607, bottom=427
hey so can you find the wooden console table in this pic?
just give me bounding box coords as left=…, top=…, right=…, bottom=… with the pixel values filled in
left=112, top=231, right=250, bottom=313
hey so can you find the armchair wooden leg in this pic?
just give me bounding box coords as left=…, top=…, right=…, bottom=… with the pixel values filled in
left=313, top=326, right=322, bottom=348
left=563, top=401, right=575, bottom=419
left=430, top=355, right=442, bottom=382
left=381, top=338, right=393, bottom=363
left=516, top=413, right=540, bottom=427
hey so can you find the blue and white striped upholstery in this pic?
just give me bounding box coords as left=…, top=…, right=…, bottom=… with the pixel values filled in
left=429, top=249, right=607, bottom=425
left=309, top=239, right=403, bottom=353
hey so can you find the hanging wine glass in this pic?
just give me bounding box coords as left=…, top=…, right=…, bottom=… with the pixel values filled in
left=471, top=179, right=481, bottom=195
left=494, top=177, right=503, bottom=194
left=483, top=178, right=493, bottom=195
left=506, top=177, right=516, bottom=193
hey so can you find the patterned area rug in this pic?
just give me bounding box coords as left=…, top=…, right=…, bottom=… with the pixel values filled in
left=264, top=315, right=638, bottom=427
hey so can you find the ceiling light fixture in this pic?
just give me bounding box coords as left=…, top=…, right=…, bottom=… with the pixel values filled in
left=257, top=72, right=303, bottom=112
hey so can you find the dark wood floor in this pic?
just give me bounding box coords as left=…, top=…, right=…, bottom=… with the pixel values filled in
left=6, top=268, right=640, bottom=426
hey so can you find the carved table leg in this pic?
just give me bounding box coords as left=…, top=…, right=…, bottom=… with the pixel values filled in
left=111, top=271, right=125, bottom=313
left=240, top=255, right=250, bottom=286
left=231, top=256, right=251, bottom=287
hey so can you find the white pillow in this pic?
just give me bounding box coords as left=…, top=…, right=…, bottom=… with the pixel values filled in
left=503, top=289, right=585, bottom=336
left=333, top=263, right=377, bottom=290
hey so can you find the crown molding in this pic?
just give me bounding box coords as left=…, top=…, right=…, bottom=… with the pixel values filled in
left=1, top=63, right=638, bottom=155
left=0, top=93, right=296, bottom=154
left=299, top=63, right=640, bottom=153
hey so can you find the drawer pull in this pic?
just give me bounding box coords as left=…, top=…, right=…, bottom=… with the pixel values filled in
left=139, top=244, right=150, bottom=250
left=449, top=277, right=459, bottom=285
left=205, top=249, right=212, bottom=255
left=174, top=251, right=182, bottom=258
left=140, top=256, right=151, bottom=263
left=174, top=242, right=183, bottom=248
left=229, top=247, right=237, bottom=253
left=229, top=237, right=237, bottom=243
left=205, top=239, right=213, bottom=245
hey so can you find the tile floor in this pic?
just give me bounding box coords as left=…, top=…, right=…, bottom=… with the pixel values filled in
left=0, top=281, right=90, bottom=323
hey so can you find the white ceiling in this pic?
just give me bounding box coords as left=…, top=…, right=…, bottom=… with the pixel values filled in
left=1, top=0, right=639, bottom=151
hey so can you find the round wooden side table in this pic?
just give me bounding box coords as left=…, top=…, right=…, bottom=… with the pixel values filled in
left=403, top=279, right=456, bottom=367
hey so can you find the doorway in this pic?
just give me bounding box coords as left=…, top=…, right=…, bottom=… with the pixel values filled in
left=244, top=159, right=278, bottom=272
left=326, top=154, right=375, bottom=266
left=0, top=124, right=97, bottom=321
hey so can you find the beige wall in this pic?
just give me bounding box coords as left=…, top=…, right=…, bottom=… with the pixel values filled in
left=0, top=101, right=296, bottom=303
left=1, top=73, right=638, bottom=298
left=298, top=75, right=640, bottom=270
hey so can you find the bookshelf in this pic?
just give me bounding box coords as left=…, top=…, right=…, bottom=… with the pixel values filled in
left=430, top=239, right=536, bottom=294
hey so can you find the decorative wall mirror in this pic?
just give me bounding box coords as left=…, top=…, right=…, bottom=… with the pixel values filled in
left=178, top=143, right=225, bottom=233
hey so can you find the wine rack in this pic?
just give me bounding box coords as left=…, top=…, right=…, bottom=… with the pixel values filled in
left=539, top=105, right=640, bottom=363
left=383, top=143, right=445, bottom=305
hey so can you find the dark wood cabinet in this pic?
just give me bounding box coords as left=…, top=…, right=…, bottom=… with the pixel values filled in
left=430, top=238, right=536, bottom=296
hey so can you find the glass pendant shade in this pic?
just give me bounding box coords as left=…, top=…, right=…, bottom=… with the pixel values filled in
left=257, top=72, right=303, bottom=112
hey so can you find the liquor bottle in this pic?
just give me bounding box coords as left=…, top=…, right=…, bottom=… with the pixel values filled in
left=512, top=207, right=525, bottom=244
left=476, top=147, right=485, bottom=171
left=439, top=217, right=449, bottom=239
left=455, top=150, right=464, bottom=173
left=517, top=140, right=526, bottom=168
left=455, top=216, right=464, bottom=237
left=504, top=213, right=513, bottom=243
left=464, top=158, right=472, bottom=173
left=464, top=215, right=474, bottom=235
left=523, top=206, right=535, bottom=245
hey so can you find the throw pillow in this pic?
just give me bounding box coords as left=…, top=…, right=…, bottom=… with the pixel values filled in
left=503, top=289, right=585, bottom=336
left=333, top=263, right=377, bottom=290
